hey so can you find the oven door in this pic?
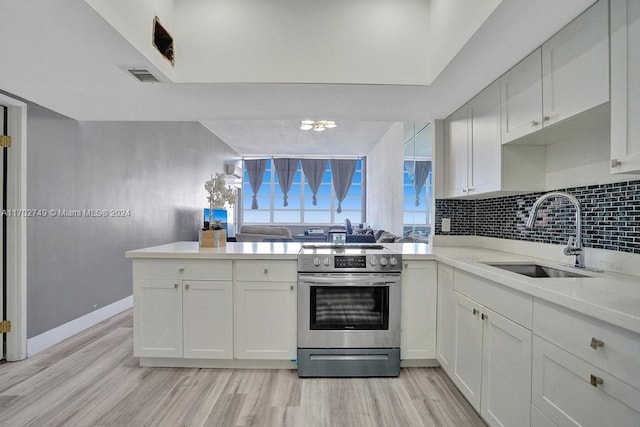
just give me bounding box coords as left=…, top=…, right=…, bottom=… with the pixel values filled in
left=297, top=273, right=401, bottom=349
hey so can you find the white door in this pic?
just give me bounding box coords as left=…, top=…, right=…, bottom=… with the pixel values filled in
left=183, top=280, right=233, bottom=359
left=469, top=81, right=502, bottom=195
left=610, top=0, right=640, bottom=173
left=452, top=291, right=483, bottom=410
left=436, top=264, right=455, bottom=373
left=500, top=48, right=543, bottom=143
left=542, top=0, right=609, bottom=127
left=444, top=106, right=470, bottom=197
left=235, top=282, right=296, bottom=359
left=0, top=105, right=5, bottom=360
left=480, top=308, right=532, bottom=427
left=133, top=279, right=183, bottom=358
left=401, top=261, right=437, bottom=360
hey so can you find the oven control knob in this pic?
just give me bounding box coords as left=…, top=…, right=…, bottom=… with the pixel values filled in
left=380, top=257, right=389, bottom=266
left=370, top=257, right=377, bottom=266
left=323, top=257, right=331, bottom=266
left=313, top=257, right=321, bottom=266
left=390, top=257, right=398, bottom=266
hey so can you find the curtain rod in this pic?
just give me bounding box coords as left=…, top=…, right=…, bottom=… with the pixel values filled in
left=242, top=155, right=365, bottom=160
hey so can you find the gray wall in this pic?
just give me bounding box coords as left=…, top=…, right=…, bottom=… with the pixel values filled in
left=26, top=104, right=238, bottom=337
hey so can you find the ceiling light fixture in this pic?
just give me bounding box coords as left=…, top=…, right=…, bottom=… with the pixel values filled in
left=300, top=120, right=337, bottom=132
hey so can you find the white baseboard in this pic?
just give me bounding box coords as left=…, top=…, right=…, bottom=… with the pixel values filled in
left=27, top=295, right=133, bottom=357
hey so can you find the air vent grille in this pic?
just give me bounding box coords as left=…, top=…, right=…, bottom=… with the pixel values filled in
left=127, top=68, right=160, bottom=83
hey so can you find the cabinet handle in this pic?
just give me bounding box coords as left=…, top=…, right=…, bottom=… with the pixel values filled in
left=290, top=285, right=294, bottom=291
left=543, top=115, right=550, bottom=122
left=184, top=284, right=189, bottom=290
left=481, top=313, right=488, bottom=320
left=590, top=374, right=604, bottom=387
left=590, top=338, right=605, bottom=350
left=462, top=188, right=468, bottom=193
left=178, top=267, right=184, bottom=273
left=531, top=120, right=540, bottom=127
left=174, top=283, right=179, bottom=289
left=404, top=263, right=409, bottom=269
left=467, top=187, right=474, bottom=192
left=263, top=268, right=268, bottom=275
left=611, top=159, right=621, bottom=168
left=472, top=308, right=479, bottom=316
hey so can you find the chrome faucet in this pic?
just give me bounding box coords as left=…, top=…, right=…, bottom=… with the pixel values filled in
left=525, top=192, right=584, bottom=268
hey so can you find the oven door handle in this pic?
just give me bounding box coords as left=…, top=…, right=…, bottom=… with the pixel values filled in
left=299, top=277, right=399, bottom=286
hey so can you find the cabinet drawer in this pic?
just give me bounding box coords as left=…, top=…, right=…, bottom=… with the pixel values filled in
left=453, top=269, right=533, bottom=329
left=533, top=298, right=640, bottom=390
left=532, top=336, right=640, bottom=427
left=235, top=260, right=297, bottom=282
left=133, top=259, right=232, bottom=281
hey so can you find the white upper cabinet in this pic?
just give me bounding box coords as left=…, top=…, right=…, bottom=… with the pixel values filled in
left=444, top=105, right=471, bottom=197
left=469, top=81, right=502, bottom=195
left=444, top=81, right=545, bottom=199
left=542, top=0, right=609, bottom=127
left=611, top=0, right=640, bottom=173
left=444, top=81, right=501, bottom=198
left=500, top=49, right=543, bottom=143
left=500, top=0, right=609, bottom=145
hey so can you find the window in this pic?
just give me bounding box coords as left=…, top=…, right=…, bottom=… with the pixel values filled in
left=403, top=162, right=432, bottom=236
left=242, top=159, right=364, bottom=225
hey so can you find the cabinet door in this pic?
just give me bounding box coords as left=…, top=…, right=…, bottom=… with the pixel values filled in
left=444, top=106, right=470, bottom=197
left=133, top=279, right=183, bottom=358
left=611, top=0, right=640, bottom=173
left=480, top=308, right=532, bottom=427
left=235, top=282, right=296, bottom=359
left=532, top=336, right=640, bottom=427
left=401, top=261, right=437, bottom=360
left=500, top=49, right=543, bottom=143
left=451, top=291, right=483, bottom=411
left=183, top=280, right=233, bottom=359
left=469, top=81, right=501, bottom=195
left=542, top=0, right=609, bottom=127
left=436, top=263, right=455, bottom=373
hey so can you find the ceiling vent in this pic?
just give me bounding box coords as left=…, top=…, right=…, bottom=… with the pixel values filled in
left=127, top=68, right=160, bottom=83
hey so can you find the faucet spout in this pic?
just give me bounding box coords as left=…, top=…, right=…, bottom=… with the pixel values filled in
left=526, top=192, right=583, bottom=268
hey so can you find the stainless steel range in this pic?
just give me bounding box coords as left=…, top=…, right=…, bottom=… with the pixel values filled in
left=297, top=244, right=402, bottom=377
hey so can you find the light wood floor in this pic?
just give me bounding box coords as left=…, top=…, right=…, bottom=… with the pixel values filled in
left=0, top=310, right=485, bottom=427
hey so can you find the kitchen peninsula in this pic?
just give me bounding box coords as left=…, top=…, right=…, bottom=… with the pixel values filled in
left=127, top=240, right=640, bottom=426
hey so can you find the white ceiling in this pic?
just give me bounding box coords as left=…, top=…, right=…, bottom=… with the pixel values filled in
left=0, top=0, right=596, bottom=156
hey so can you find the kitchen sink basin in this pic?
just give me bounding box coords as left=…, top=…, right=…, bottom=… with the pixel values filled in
left=484, top=263, right=592, bottom=278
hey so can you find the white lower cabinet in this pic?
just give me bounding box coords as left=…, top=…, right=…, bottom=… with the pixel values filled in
left=532, top=335, right=640, bottom=427
left=451, top=291, right=484, bottom=409
left=401, top=261, right=437, bottom=360
left=443, top=268, right=533, bottom=427
left=480, top=307, right=532, bottom=427
left=451, top=291, right=532, bottom=427
left=133, top=279, right=233, bottom=359
left=235, top=282, right=296, bottom=360
left=436, top=263, right=455, bottom=373
left=134, top=279, right=184, bottom=358
left=183, top=280, right=233, bottom=359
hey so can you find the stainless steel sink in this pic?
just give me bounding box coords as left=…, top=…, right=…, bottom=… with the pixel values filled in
left=484, top=263, right=591, bottom=278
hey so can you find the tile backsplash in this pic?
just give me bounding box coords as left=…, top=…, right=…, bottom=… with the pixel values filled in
left=434, top=180, right=640, bottom=254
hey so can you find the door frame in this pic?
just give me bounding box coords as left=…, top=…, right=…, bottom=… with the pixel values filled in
left=0, top=93, right=27, bottom=361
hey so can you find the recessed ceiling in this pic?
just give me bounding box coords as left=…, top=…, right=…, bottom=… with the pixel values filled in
left=200, top=120, right=395, bottom=156
left=0, top=0, right=596, bottom=156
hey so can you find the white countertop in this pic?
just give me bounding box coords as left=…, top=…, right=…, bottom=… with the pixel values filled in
left=126, top=241, right=305, bottom=259
left=126, top=241, right=640, bottom=335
